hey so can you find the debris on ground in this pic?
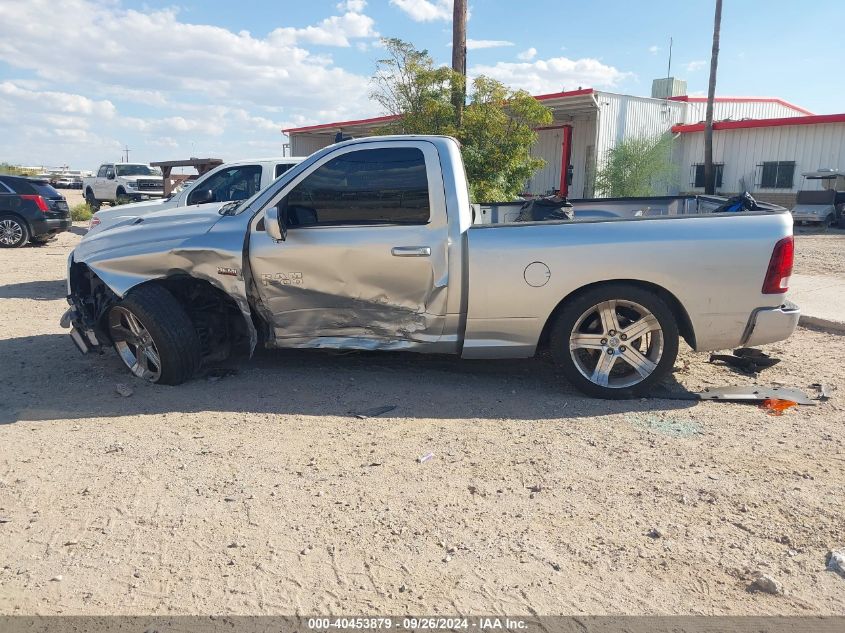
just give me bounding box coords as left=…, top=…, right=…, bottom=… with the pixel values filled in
left=697, top=386, right=816, bottom=406
left=353, top=405, right=397, bottom=419
left=748, top=573, right=783, bottom=594
left=811, top=383, right=834, bottom=401
left=646, top=527, right=663, bottom=539
left=417, top=452, right=434, bottom=464
left=114, top=383, right=133, bottom=397
left=49, top=575, right=62, bottom=582
left=759, top=398, right=798, bottom=415
left=0, top=517, right=11, bottom=524
left=631, top=414, right=702, bottom=437
left=709, top=348, right=781, bottom=375
left=826, top=550, right=845, bottom=577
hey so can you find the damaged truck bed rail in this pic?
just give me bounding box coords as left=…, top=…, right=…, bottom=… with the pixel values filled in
left=62, top=135, right=800, bottom=399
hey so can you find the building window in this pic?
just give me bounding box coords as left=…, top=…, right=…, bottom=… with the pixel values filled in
left=758, top=161, right=796, bottom=189
left=692, top=163, right=724, bottom=188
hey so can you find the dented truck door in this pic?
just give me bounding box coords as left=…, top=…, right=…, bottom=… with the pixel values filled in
left=248, top=141, right=451, bottom=350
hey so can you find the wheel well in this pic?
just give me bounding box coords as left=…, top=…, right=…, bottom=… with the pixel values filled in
left=146, top=276, right=251, bottom=361
left=0, top=211, right=32, bottom=234
left=537, top=280, right=697, bottom=351
left=85, top=187, right=94, bottom=197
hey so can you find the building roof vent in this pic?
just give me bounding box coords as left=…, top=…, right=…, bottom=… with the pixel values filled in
left=652, top=77, right=687, bottom=99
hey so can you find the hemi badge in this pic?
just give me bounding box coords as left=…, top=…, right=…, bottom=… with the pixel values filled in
left=217, top=267, right=240, bottom=277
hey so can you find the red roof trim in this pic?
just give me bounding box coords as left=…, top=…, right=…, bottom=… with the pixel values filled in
left=672, top=113, right=845, bottom=133
left=533, top=87, right=594, bottom=101
left=284, top=88, right=595, bottom=135
left=668, top=95, right=814, bottom=115
left=283, top=113, right=402, bottom=135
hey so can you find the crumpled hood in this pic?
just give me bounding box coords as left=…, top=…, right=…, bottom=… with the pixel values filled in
left=75, top=202, right=229, bottom=263
left=70, top=200, right=257, bottom=352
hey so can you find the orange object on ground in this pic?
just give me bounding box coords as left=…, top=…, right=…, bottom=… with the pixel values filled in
left=759, top=398, right=798, bottom=415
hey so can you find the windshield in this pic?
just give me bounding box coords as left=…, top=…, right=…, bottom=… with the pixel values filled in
left=115, top=164, right=160, bottom=177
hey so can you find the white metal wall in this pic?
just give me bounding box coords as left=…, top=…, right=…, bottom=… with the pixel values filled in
left=683, top=100, right=808, bottom=124
left=524, top=114, right=597, bottom=197
left=289, top=134, right=334, bottom=157
left=676, top=123, right=845, bottom=194
left=594, top=92, right=688, bottom=194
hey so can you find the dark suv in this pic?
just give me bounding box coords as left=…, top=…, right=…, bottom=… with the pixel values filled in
left=0, top=175, right=71, bottom=247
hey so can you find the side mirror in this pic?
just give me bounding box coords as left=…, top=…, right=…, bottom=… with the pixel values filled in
left=106, top=172, right=115, bottom=180
left=192, top=189, right=215, bottom=205
left=265, top=205, right=287, bottom=241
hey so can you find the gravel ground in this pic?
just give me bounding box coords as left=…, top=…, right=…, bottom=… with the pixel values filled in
left=794, top=227, right=845, bottom=277
left=0, top=228, right=844, bottom=616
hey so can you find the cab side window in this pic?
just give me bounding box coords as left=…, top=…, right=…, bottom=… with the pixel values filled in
left=97, top=165, right=109, bottom=178
left=188, top=165, right=262, bottom=205
left=275, top=163, right=294, bottom=178
left=282, top=148, right=430, bottom=227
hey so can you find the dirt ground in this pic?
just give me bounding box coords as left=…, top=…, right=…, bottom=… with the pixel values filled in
left=794, top=226, right=845, bottom=277
left=1, top=226, right=844, bottom=616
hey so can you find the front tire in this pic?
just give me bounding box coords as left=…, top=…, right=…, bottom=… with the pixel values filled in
left=107, top=284, right=201, bottom=385
left=0, top=215, right=29, bottom=248
left=549, top=284, right=679, bottom=399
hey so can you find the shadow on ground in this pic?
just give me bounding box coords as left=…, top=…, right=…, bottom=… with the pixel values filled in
left=0, top=280, right=66, bottom=301
left=0, top=333, right=697, bottom=424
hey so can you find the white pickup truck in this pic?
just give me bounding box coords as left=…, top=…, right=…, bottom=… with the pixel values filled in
left=87, top=157, right=303, bottom=234
left=83, top=163, right=164, bottom=210
left=64, top=135, right=799, bottom=398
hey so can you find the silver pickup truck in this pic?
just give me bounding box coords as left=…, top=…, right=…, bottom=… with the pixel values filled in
left=63, top=135, right=799, bottom=398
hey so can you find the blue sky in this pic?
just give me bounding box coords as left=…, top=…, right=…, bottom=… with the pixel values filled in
left=1, top=0, right=842, bottom=170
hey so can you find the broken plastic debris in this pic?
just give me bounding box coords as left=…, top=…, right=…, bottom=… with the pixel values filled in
left=759, top=398, right=798, bottom=415
left=417, top=452, right=434, bottom=463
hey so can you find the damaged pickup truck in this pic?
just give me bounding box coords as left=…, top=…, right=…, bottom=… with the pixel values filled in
left=63, top=135, right=800, bottom=398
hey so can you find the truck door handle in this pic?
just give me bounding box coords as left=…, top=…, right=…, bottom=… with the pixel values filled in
left=391, top=246, right=431, bottom=257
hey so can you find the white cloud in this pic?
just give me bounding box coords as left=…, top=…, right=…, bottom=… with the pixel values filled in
left=271, top=12, right=378, bottom=47
left=471, top=56, right=631, bottom=94
left=685, top=60, right=707, bottom=72
left=648, top=45, right=660, bottom=55
left=390, top=0, right=453, bottom=22
left=0, top=1, right=382, bottom=167
left=337, top=0, right=367, bottom=11
left=517, top=47, right=538, bottom=61
left=465, top=39, right=514, bottom=50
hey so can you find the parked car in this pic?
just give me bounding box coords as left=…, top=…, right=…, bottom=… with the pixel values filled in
left=0, top=175, right=71, bottom=247
left=86, top=157, right=303, bottom=234
left=55, top=176, right=76, bottom=189
left=63, top=136, right=799, bottom=398
left=82, top=163, right=164, bottom=210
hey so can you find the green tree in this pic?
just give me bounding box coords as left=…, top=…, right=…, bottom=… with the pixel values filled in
left=594, top=134, right=678, bottom=197
left=370, top=38, right=552, bottom=202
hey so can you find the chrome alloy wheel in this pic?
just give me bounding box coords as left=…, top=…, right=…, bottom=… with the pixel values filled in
left=568, top=299, right=664, bottom=389
left=108, top=307, right=162, bottom=381
left=0, top=219, right=23, bottom=246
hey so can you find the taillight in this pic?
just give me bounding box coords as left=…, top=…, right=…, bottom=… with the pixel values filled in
left=762, top=236, right=794, bottom=294
left=20, top=194, right=49, bottom=213
left=89, top=216, right=101, bottom=230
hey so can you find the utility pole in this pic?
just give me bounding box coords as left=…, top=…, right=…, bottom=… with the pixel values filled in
left=704, top=0, right=722, bottom=195
left=451, top=0, right=467, bottom=125
left=122, top=145, right=131, bottom=163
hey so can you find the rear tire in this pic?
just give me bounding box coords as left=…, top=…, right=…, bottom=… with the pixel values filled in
left=85, top=189, right=100, bottom=212
left=107, top=284, right=201, bottom=385
left=0, top=215, right=29, bottom=248
left=549, top=284, right=679, bottom=399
